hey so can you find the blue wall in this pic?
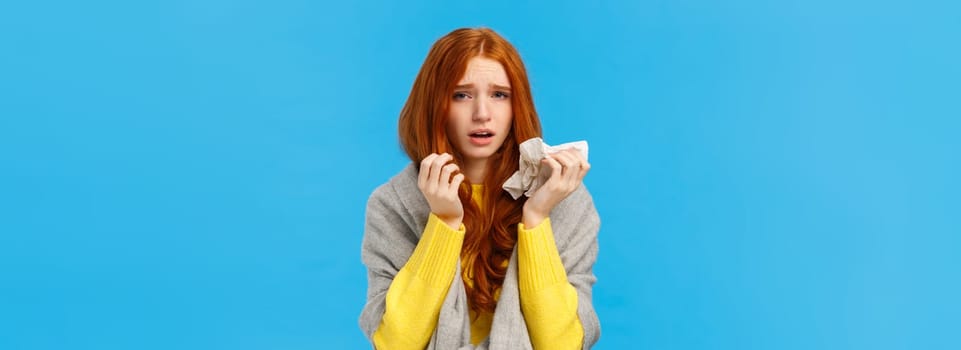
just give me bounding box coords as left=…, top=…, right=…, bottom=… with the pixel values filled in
left=2, top=0, right=959, bottom=349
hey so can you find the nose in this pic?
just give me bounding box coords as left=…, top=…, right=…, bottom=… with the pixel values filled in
left=472, top=98, right=491, bottom=122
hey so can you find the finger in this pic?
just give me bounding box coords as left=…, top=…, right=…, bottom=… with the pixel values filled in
left=564, top=149, right=586, bottom=175
left=428, top=153, right=453, bottom=192
left=552, top=150, right=576, bottom=178
left=578, top=161, right=591, bottom=181
left=439, top=163, right=459, bottom=188
left=568, top=148, right=586, bottom=165
left=558, top=150, right=583, bottom=185
left=419, top=153, right=438, bottom=189
left=449, top=173, right=465, bottom=193
left=567, top=151, right=584, bottom=181
left=429, top=153, right=451, bottom=178
left=542, top=155, right=564, bottom=184
left=563, top=154, right=580, bottom=184
left=561, top=149, right=589, bottom=180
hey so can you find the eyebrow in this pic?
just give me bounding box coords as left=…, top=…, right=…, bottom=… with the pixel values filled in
left=454, top=83, right=512, bottom=91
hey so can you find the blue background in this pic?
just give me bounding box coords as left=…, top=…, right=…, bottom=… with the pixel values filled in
left=2, top=0, right=959, bottom=349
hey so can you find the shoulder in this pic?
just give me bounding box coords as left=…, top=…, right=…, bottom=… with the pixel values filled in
left=554, top=184, right=598, bottom=217
left=368, top=163, right=418, bottom=201
left=366, top=163, right=427, bottom=219
left=548, top=183, right=601, bottom=243
left=361, top=164, right=426, bottom=266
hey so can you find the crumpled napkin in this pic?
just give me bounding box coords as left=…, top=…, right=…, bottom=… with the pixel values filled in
left=502, top=137, right=589, bottom=199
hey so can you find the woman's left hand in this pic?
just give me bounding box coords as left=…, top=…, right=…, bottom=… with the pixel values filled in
left=522, top=148, right=590, bottom=227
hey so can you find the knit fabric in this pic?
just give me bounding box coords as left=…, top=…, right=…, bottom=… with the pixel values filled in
left=359, top=163, right=601, bottom=349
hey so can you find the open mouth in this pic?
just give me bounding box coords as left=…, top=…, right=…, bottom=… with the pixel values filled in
left=469, top=131, right=494, bottom=138
left=469, top=129, right=495, bottom=145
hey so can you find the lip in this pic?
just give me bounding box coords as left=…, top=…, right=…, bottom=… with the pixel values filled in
left=468, top=128, right=495, bottom=146
left=469, top=136, right=493, bottom=146
left=469, top=128, right=494, bottom=135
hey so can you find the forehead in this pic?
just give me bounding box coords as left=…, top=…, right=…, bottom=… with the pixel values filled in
left=458, top=57, right=510, bottom=86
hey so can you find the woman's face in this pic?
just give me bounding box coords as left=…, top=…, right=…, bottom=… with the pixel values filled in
left=446, top=56, right=513, bottom=169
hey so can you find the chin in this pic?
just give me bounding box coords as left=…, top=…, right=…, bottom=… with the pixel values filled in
left=459, top=141, right=505, bottom=162
left=462, top=148, right=496, bottom=161
left=465, top=151, right=493, bottom=160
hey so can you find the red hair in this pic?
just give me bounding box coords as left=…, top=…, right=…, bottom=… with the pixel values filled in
left=398, top=28, right=542, bottom=313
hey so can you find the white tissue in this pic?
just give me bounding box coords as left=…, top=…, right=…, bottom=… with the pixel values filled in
left=502, top=137, right=589, bottom=199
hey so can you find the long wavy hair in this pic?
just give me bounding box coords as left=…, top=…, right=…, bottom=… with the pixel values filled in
left=398, top=28, right=542, bottom=314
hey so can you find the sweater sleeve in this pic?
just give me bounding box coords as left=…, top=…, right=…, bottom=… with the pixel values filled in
left=517, top=218, right=584, bottom=349
left=371, top=213, right=465, bottom=350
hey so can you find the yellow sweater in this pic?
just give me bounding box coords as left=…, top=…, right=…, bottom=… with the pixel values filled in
left=372, top=186, right=583, bottom=349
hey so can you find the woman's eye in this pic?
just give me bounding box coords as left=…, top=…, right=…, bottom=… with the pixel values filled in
left=493, top=91, right=510, bottom=99
left=453, top=92, right=470, bottom=100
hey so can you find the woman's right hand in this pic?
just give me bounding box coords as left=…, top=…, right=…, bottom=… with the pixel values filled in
left=418, top=153, right=465, bottom=229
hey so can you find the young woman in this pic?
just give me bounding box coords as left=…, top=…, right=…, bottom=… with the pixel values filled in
left=359, top=27, right=601, bottom=349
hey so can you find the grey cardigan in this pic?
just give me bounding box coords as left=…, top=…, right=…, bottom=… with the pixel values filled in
left=359, top=164, right=601, bottom=349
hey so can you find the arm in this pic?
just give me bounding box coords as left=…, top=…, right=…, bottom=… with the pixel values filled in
left=520, top=148, right=601, bottom=349
left=517, top=218, right=584, bottom=349
left=372, top=213, right=465, bottom=350
left=360, top=154, right=467, bottom=349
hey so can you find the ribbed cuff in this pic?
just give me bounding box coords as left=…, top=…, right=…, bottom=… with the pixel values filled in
left=517, top=218, right=569, bottom=292
left=406, top=213, right=466, bottom=287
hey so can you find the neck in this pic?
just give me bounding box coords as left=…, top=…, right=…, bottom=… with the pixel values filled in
left=463, top=158, right=487, bottom=184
